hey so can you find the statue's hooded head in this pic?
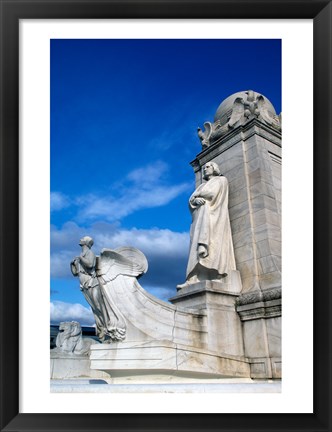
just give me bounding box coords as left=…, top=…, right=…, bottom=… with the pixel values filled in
left=79, top=236, right=94, bottom=248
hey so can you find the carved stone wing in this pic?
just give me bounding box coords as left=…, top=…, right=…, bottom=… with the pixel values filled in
left=256, top=95, right=281, bottom=129
left=228, top=97, right=244, bottom=128
left=197, top=121, right=213, bottom=148
left=256, top=95, right=268, bottom=120
left=96, top=247, right=148, bottom=283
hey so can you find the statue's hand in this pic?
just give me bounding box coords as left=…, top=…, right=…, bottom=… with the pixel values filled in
left=70, top=258, right=80, bottom=277
left=198, top=244, right=208, bottom=258
left=194, top=197, right=205, bottom=206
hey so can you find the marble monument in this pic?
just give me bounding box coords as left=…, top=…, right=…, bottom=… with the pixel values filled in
left=51, top=89, right=281, bottom=384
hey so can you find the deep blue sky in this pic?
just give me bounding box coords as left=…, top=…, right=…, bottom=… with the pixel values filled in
left=50, top=39, right=281, bottom=325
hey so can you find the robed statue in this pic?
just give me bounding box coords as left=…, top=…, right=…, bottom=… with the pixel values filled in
left=180, top=162, right=236, bottom=287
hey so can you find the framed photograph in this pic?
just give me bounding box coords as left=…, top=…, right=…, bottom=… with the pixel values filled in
left=1, top=1, right=331, bottom=431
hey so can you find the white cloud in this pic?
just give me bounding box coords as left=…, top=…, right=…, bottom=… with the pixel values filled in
left=50, top=161, right=192, bottom=296
left=108, top=227, right=189, bottom=256
left=51, top=249, right=75, bottom=278
left=51, top=222, right=189, bottom=293
left=76, top=183, right=190, bottom=222
left=51, top=192, right=70, bottom=212
left=51, top=221, right=84, bottom=251
left=51, top=222, right=189, bottom=264
left=126, top=160, right=168, bottom=186
left=50, top=300, right=94, bottom=326
left=51, top=161, right=191, bottom=223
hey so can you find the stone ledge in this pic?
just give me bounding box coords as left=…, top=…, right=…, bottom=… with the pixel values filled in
left=50, top=355, right=111, bottom=380
left=236, top=298, right=281, bottom=321
left=90, top=340, right=250, bottom=379
left=50, top=379, right=281, bottom=393
left=191, top=118, right=281, bottom=171
left=236, top=287, right=281, bottom=306
left=249, top=356, right=281, bottom=379
left=170, top=284, right=239, bottom=302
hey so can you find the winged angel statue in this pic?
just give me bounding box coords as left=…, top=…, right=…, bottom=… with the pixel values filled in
left=70, top=236, right=148, bottom=343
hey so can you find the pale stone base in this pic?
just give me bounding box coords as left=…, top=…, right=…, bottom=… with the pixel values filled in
left=50, top=354, right=111, bottom=380
left=169, top=278, right=245, bottom=357
left=50, top=378, right=281, bottom=393
left=174, top=270, right=242, bottom=300
left=89, top=340, right=250, bottom=379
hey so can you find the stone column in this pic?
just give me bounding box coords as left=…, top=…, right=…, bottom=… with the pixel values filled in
left=190, top=117, right=281, bottom=378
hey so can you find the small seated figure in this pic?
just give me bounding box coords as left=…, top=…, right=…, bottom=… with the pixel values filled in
left=52, top=321, right=96, bottom=356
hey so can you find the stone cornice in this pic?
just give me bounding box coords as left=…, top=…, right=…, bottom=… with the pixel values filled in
left=236, top=288, right=282, bottom=321
left=236, top=299, right=281, bottom=321
left=236, top=287, right=281, bottom=306
left=191, top=119, right=281, bottom=171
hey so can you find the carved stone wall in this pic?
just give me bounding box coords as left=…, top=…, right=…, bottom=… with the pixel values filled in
left=191, top=119, right=281, bottom=296
left=191, top=115, right=281, bottom=379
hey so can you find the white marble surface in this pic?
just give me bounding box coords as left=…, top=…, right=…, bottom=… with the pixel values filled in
left=50, top=356, right=110, bottom=380
left=50, top=379, right=281, bottom=393
left=90, top=340, right=250, bottom=378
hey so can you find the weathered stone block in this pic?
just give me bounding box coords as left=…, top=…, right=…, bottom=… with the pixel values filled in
left=242, top=319, right=269, bottom=358
left=234, top=243, right=255, bottom=263
left=229, top=200, right=250, bottom=221
left=229, top=175, right=248, bottom=193
left=222, top=162, right=246, bottom=183
left=254, top=223, right=281, bottom=243
left=90, top=341, right=250, bottom=379
left=232, top=227, right=254, bottom=249
left=252, top=208, right=280, bottom=228
left=230, top=212, right=252, bottom=233
left=248, top=167, right=273, bottom=188
left=236, top=259, right=259, bottom=280
left=266, top=317, right=281, bottom=357
left=228, top=186, right=249, bottom=209
left=246, top=154, right=272, bottom=175
left=50, top=354, right=111, bottom=380
left=251, top=195, right=279, bottom=214
left=249, top=180, right=276, bottom=200
left=259, top=271, right=281, bottom=290
left=258, top=255, right=281, bottom=274
left=256, top=239, right=281, bottom=259
left=240, top=275, right=258, bottom=292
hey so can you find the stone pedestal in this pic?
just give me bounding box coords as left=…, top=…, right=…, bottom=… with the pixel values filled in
left=236, top=288, right=281, bottom=378
left=90, top=340, right=250, bottom=380
left=50, top=351, right=110, bottom=380
left=170, top=272, right=244, bottom=357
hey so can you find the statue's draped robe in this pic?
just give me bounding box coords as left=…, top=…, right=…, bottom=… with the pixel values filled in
left=76, top=249, right=109, bottom=340
left=76, top=249, right=127, bottom=341
left=186, top=175, right=236, bottom=279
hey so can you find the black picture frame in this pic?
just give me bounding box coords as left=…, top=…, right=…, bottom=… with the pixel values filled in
left=0, top=1, right=331, bottom=431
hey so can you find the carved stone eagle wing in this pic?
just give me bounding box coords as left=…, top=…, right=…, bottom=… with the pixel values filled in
left=228, top=97, right=245, bottom=128
left=256, top=95, right=281, bottom=129
left=96, top=247, right=148, bottom=283
left=197, top=121, right=213, bottom=148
